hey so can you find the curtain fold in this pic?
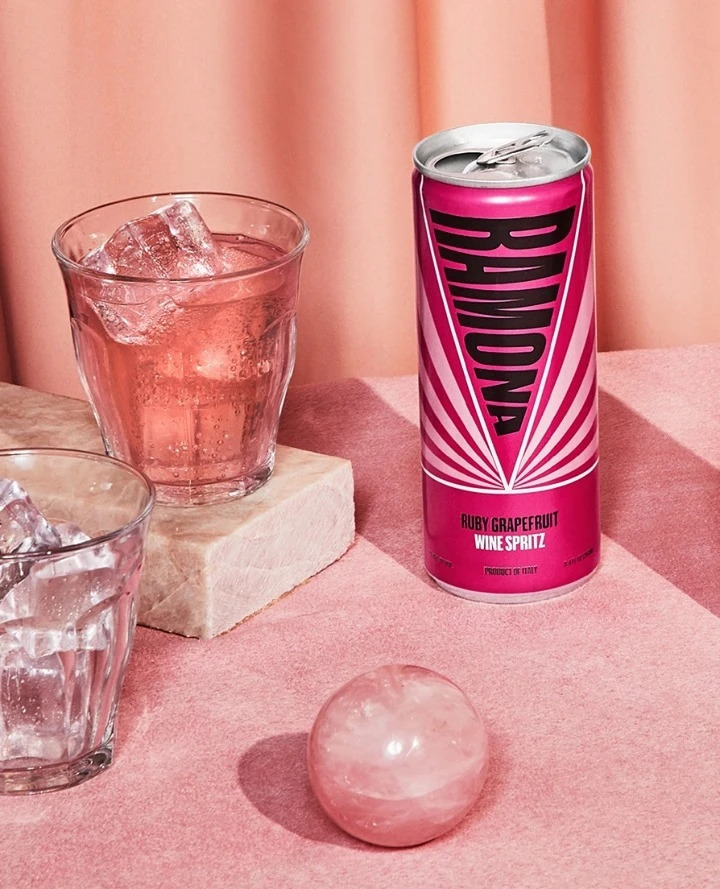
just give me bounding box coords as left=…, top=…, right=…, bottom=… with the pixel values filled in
left=0, top=0, right=717, bottom=397
left=0, top=296, right=12, bottom=384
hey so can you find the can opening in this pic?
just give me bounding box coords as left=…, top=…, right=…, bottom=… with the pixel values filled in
left=414, top=123, right=591, bottom=188
left=431, top=145, right=571, bottom=182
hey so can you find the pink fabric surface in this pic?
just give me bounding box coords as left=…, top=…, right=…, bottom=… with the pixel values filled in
left=2, top=345, right=720, bottom=888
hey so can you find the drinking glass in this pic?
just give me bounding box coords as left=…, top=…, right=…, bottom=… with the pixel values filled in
left=0, top=448, right=154, bottom=793
left=53, top=193, right=309, bottom=505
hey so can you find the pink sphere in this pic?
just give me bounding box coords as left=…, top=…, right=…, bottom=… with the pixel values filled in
left=307, top=664, right=489, bottom=847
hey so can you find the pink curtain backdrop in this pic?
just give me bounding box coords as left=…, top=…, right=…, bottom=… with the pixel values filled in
left=0, top=0, right=718, bottom=397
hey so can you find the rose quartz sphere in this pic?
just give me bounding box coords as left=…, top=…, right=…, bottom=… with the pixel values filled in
left=307, top=664, right=489, bottom=847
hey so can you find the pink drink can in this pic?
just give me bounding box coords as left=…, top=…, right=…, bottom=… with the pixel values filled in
left=413, top=124, right=599, bottom=602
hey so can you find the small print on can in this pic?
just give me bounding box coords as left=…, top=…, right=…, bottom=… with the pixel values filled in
left=412, top=123, right=600, bottom=602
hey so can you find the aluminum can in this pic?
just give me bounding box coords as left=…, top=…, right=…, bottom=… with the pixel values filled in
left=413, top=123, right=599, bottom=601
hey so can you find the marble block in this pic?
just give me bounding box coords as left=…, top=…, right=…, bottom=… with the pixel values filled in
left=0, top=383, right=355, bottom=638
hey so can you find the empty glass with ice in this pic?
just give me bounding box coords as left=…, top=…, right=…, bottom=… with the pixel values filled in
left=0, top=449, right=154, bottom=793
left=53, top=193, right=309, bottom=505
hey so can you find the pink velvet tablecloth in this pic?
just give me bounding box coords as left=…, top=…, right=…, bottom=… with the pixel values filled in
left=2, top=344, right=720, bottom=888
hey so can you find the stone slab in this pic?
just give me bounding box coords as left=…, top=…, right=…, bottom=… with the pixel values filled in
left=0, top=383, right=355, bottom=638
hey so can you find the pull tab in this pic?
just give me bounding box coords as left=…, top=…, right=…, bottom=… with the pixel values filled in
left=461, top=129, right=554, bottom=174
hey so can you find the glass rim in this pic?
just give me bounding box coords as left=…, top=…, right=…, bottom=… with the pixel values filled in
left=0, top=447, right=156, bottom=564
left=51, top=190, right=310, bottom=285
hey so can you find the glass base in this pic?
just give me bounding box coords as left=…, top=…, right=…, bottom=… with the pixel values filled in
left=0, top=743, right=113, bottom=794
left=153, top=461, right=274, bottom=507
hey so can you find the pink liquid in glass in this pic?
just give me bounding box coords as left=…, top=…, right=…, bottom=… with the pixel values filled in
left=68, top=237, right=299, bottom=503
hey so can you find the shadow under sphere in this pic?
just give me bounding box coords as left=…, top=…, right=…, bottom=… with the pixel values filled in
left=237, top=732, right=365, bottom=849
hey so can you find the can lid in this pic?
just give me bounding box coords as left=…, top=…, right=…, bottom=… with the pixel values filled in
left=413, top=123, right=590, bottom=188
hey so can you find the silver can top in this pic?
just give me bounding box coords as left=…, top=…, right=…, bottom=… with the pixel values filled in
left=413, top=123, right=591, bottom=188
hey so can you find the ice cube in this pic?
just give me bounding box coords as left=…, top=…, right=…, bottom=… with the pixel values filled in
left=0, top=646, right=68, bottom=761
left=1, top=608, right=116, bottom=658
left=0, top=541, right=118, bottom=618
left=54, top=522, right=91, bottom=546
left=169, top=240, right=283, bottom=309
left=83, top=200, right=223, bottom=279
left=0, top=483, right=130, bottom=656
left=81, top=200, right=225, bottom=344
left=0, top=562, right=23, bottom=601
left=87, top=284, right=179, bottom=346
left=0, top=540, right=127, bottom=656
left=0, top=480, right=62, bottom=555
